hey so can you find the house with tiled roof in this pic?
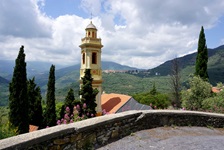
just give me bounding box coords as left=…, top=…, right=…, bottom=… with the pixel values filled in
left=29, top=125, right=38, bottom=132
left=212, top=87, right=222, bottom=93
left=101, top=93, right=151, bottom=114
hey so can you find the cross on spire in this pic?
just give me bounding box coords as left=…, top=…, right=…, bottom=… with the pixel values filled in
left=90, top=12, right=92, bottom=21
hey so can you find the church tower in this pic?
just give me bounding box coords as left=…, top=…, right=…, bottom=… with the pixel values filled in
left=79, top=21, right=103, bottom=113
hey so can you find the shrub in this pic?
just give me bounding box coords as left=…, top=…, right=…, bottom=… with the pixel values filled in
left=181, top=76, right=212, bottom=110
left=202, top=90, right=224, bottom=113
left=133, top=92, right=171, bottom=109
left=0, top=123, right=17, bottom=139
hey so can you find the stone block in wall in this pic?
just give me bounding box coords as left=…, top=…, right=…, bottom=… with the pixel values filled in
left=111, top=129, right=119, bottom=139
left=53, top=138, right=70, bottom=145
left=70, top=134, right=80, bottom=143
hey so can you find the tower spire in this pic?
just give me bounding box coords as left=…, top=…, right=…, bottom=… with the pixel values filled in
left=79, top=21, right=103, bottom=113
left=90, top=12, right=92, bottom=22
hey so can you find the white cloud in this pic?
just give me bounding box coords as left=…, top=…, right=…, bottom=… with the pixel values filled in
left=80, top=0, right=102, bottom=16
left=97, top=0, right=224, bottom=68
left=0, top=0, right=224, bottom=69
left=0, top=0, right=52, bottom=38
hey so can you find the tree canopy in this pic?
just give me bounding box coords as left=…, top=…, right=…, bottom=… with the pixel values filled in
left=44, top=65, right=56, bottom=127
left=9, top=45, right=29, bottom=134
left=195, top=26, right=209, bottom=81
left=27, top=78, right=43, bottom=128
left=79, top=69, right=98, bottom=117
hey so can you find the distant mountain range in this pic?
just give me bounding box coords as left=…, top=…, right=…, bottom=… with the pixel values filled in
left=148, top=45, right=224, bottom=84
left=0, top=60, right=138, bottom=79
left=0, top=61, right=138, bottom=106
left=1, top=45, right=224, bottom=106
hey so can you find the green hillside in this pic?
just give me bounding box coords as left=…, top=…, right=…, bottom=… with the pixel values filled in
left=0, top=83, right=8, bottom=106
left=148, top=45, right=224, bottom=85
left=51, top=72, right=170, bottom=102
left=0, top=61, right=139, bottom=105
left=1, top=45, right=224, bottom=106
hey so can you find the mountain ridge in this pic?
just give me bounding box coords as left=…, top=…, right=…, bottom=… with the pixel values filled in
left=1, top=45, right=224, bottom=106
left=148, top=45, right=224, bottom=76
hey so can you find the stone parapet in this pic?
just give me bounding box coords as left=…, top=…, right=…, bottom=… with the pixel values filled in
left=0, top=110, right=224, bottom=150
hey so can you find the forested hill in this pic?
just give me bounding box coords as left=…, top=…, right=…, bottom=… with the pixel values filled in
left=0, top=76, right=9, bottom=84
left=148, top=45, right=224, bottom=84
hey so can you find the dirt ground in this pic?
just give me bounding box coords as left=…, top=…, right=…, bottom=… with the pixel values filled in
left=97, top=126, right=224, bottom=150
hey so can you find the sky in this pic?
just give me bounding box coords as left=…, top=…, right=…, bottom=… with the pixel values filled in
left=0, top=0, right=224, bottom=69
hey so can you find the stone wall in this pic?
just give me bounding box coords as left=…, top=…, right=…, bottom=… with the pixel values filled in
left=1, top=110, right=224, bottom=150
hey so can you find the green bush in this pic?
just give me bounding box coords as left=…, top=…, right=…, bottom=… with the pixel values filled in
left=202, top=90, right=224, bottom=113
left=0, top=123, right=18, bottom=139
left=56, top=102, right=64, bottom=120
left=133, top=92, right=171, bottom=109
left=181, top=76, right=212, bottom=110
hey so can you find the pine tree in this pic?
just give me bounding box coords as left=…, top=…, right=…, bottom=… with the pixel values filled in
left=27, top=78, right=43, bottom=128
left=9, top=45, right=29, bottom=134
left=195, top=26, right=209, bottom=81
left=60, top=88, right=75, bottom=119
left=44, top=65, right=56, bottom=127
left=79, top=69, right=98, bottom=117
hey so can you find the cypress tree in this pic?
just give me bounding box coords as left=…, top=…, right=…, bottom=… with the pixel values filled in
left=195, top=26, right=209, bottom=81
left=60, top=88, right=75, bottom=119
left=44, top=65, right=56, bottom=127
left=79, top=69, right=98, bottom=117
left=9, top=45, right=29, bottom=134
left=27, top=78, right=43, bottom=128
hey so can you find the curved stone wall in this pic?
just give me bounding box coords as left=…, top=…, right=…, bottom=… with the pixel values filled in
left=1, top=110, right=224, bottom=150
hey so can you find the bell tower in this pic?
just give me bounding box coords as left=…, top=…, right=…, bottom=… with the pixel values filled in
left=79, top=21, right=103, bottom=113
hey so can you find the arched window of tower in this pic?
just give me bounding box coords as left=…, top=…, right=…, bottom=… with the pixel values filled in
left=82, top=53, right=85, bottom=64
left=92, top=31, right=95, bottom=38
left=92, top=52, right=97, bottom=64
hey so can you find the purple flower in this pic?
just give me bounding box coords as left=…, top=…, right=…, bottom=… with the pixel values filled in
left=83, top=103, right=87, bottom=109
left=57, top=120, right=61, bottom=125
left=91, top=113, right=94, bottom=117
left=66, top=107, right=70, bottom=113
left=102, top=109, right=107, bottom=115
left=63, top=120, right=67, bottom=124
left=64, top=114, right=69, bottom=120
left=70, top=119, right=74, bottom=123
left=76, top=105, right=80, bottom=110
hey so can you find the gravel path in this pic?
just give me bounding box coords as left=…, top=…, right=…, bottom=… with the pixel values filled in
left=97, top=127, right=224, bottom=150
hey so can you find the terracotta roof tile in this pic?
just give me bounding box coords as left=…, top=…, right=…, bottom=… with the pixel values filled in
left=29, top=125, right=38, bottom=132
left=212, top=87, right=220, bottom=93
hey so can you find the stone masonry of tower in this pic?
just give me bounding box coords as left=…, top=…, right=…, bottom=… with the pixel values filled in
left=79, top=21, right=103, bottom=113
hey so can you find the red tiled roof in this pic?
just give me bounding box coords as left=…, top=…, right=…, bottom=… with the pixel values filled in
left=29, top=125, right=38, bottom=132
left=101, top=93, right=131, bottom=113
left=212, top=87, right=220, bottom=93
